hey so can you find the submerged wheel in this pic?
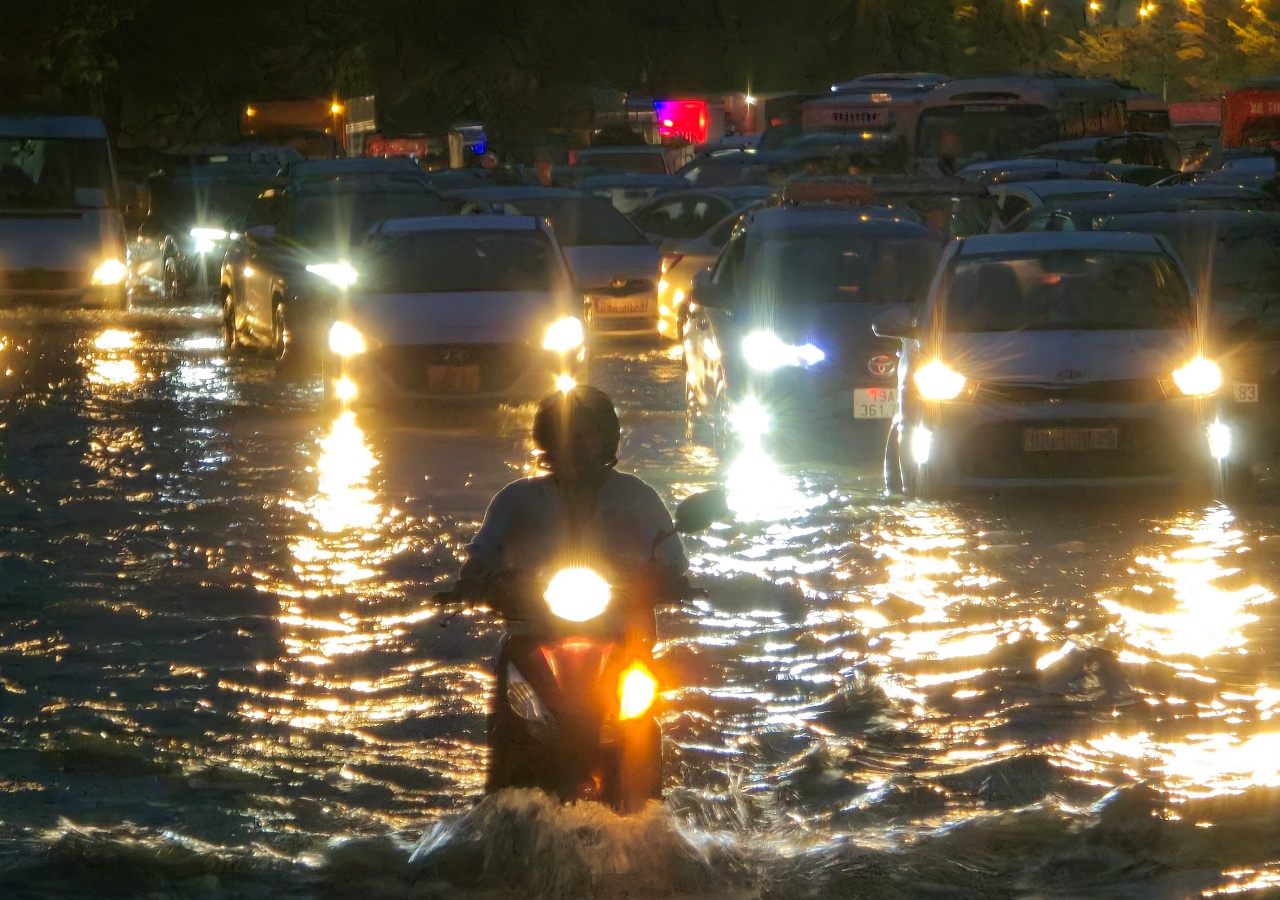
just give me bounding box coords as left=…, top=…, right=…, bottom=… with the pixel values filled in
left=884, top=427, right=905, bottom=496
left=162, top=256, right=179, bottom=304
left=221, top=294, right=239, bottom=353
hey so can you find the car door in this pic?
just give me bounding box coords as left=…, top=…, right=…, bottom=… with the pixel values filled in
left=239, top=193, right=290, bottom=344
left=686, top=229, right=748, bottom=408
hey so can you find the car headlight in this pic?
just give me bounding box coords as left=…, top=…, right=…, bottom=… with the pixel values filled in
left=1172, top=356, right=1222, bottom=397
left=914, top=360, right=967, bottom=400
left=189, top=227, right=228, bottom=241
left=741, top=330, right=825, bottom=371
left=542, top=316, right=585, bottom=353
left=306, top=261, right=358, bottom=288
left=544, top=567, right=611, bottom=622
left=91, top=259, right=127, bottom=286
left=730, top=396, right=771, bottom=437
left=618, top=661, right=658, bottom=720
left=328, top=321, right=366, bottom=356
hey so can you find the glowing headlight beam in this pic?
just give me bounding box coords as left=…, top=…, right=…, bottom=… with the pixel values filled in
left=306, top=262, right=358, bottom=288
left=914, top=360, right=966, bottom=401
left=189, top=227, right=228, bottom=241
left=730, top=396, right=771, bottom=438
left=618, top=662, right=658, bottom=720
left=542, top=317, right=585, bottom=353
left=91, top=259, right=127, bottom=286
left=544, top=567, right=611, bottom=622
left=742, top=330, right=825, bottom=371
left=328, top=321, right=366, bottom=356
left=1172, top=357, right=1222, bottom=397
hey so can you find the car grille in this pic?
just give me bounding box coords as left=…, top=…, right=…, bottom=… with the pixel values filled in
left=955, top=418, right=1188, bottom=479
left=593, top=315, right=654, bottom=332
left=0, top=269, right=86, bottom=291
left=368, top=343, right=529, bottom=393
left=973, top=379, right=1166, bottom=404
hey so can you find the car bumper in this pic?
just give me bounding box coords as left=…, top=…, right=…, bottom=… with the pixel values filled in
left=586, top=292, right=659, bottom=337
left=330, top=343, right=585, bottom=405
left=903, top=397, right=1220, bottom=489
left=0, top=285, right=125, bottom=309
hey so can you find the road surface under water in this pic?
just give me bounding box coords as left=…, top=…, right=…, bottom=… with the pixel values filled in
left=4, top=306, right=1280, bottom=898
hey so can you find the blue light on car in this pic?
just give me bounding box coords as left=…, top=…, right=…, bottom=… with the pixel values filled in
left=742, top=330, right=825, bottom=371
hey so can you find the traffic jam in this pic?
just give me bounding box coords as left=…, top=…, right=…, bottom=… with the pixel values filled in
left=7, top=69, right=1280, bottom=898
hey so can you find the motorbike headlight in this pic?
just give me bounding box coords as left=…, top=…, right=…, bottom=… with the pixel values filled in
left=544, top=567, right=611, bottom=622
left=543, top=316, right=585, bottom=353
left=618, top=661, right=658, bottom=720
left=91, top=259, right=127, bottom=286
left=1172, top=356, right=1222, bottom=397
left=306, top=261, right=358, bottom=288
left=914, top=360, right=967, bottom=401
left=189, top=227, right=228, bottom=241
left=328, top=321, right=366, bottom=356
left=742, top=330, right=825, bottom=371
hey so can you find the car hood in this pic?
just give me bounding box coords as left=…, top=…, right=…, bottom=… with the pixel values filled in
left=0, top=209, right=125, bottom=273
left=345, top=290, right=572, bottom=346
left=562, top=245, right=660, bottom=291
left=939, top=330, right=1197, bottom=383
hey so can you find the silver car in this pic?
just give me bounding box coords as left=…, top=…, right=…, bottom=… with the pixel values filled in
left=878, top=231, right=1228, bottom=496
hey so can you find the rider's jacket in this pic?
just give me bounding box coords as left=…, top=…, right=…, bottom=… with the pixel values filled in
left=461, top=470, right=688, bottom=593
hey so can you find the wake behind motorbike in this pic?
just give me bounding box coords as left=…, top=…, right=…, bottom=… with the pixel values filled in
left=439, top=490, right=727, bottom=813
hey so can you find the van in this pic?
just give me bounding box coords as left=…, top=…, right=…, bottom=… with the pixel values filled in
left=0, top=115, right=127, bottom=308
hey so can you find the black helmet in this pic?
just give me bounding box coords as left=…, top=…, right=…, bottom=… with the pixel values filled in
left=532, top=385, right=620, bottom=470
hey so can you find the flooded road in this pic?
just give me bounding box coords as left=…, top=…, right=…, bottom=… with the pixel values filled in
left=5, top=306, right=1280, bottom=898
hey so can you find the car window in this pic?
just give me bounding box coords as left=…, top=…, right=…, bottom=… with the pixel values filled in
left=505, top=197, right=648, bottom=247
left=712, top=231, right=747, bottom=291
left=995, top=191, right=1032, bottom=224
left=943, top=250, right=1191, bottom=331
left=361, top=230, right=563, bottom=293
left=244, top=195, right=287, bottom=230
left=748, top=230, right=943, bottom=305
left=290, top=192, right=450, bottom=249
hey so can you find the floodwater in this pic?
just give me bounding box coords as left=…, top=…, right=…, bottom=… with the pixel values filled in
left=4, top=306, right=1280, bottom=899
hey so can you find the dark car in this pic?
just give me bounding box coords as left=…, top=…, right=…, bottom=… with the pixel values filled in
left=220, top=174, right=453, bottom=373
left=675, top=149, right=838, bottom=188
left=683, top=205, right=945, bottom=454
left=1001, top=187, right=1277, bottom=233
left=132, top=164, right=279, bottom=303
left=1099, top=209, right=1280, bottom=487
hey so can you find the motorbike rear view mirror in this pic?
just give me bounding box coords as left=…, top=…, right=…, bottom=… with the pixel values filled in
left=673, top=489, right=729, bottom=534
left=871, top=308, right=918, bottom=339
left=246, top=224, right=277, bottom=242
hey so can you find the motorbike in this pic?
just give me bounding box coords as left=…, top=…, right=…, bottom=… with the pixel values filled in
left=439, top=489, right=727, bottom=813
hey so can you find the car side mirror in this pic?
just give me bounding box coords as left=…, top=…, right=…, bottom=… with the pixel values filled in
left=246, top=224, right=277, bottom=242
left=673, top=489, right=729, bottom=534
left=872, top=309, right=918, bottom=339
left=691, top=268, right=726, bottom=308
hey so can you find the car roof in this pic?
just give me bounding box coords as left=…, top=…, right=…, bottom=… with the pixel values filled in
left=439, top=186, right=584, bottom=201
left=374, top=214, right=547, bottom=234
left=0, top=115, right=108, bottom=139
left=1101, top=208, right=1280, bottom=230
left=280, top=158, right=421, bottom=176
left=959, top=231, right=1166, bottom=254
left=1000, top=179, right=1146, bottom=196
left=577, top=145, right=666, bottom=155
left=284, top=175, right=438, bottom=196
left=749, top=204, right=934, bottom=233
left=576, top=173, right=687, bottom=187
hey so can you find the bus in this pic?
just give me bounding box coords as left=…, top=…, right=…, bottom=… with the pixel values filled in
left=914, top=76, right=1127, bottom=167
left=0, top=115, right=127, bottom=309
left=802, top=73, right=950, bottom=156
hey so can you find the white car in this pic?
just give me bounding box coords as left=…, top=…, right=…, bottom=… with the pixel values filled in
left=323, top=216, right=587, bottom=407
left=878, top=231, right=1227, bottom=496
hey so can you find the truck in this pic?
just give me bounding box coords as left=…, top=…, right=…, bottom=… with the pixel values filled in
left=0, top=115, right=128, bottom=309
left=1221, top=83, right=1280, bottom=149
left=239, top=99, right=347, bottom=158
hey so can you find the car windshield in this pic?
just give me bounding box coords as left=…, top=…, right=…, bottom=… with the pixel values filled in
left=578, top=152, right=666, bottom=175
left=150, top=178, right=272, bottom=227
left=944, top=250, right=1191, bottom=331
left=0, top=137, right=116, bottom=209
left=504, top=197, right=648, bottom=246
left=291, top=192, right=449, bottom=249
left=917, top=106, right=1058, bottom=162
left=361, top=230, right=562, bottom=293
left=749, top=229, right=943, bottom=305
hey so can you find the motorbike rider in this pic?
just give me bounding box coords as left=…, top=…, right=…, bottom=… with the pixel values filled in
left=457, top=385, right=689, bottom=611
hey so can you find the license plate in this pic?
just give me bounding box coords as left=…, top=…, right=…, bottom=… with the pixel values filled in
left=1233, top=382, right=1259, bottom=403
left=854, top=387, right=898, bottom=419
left=596, top=296, right=648, bottom=314
left=1022, top=427, right=1119, bottom=452
left=427, top=365, right=480, bottom=394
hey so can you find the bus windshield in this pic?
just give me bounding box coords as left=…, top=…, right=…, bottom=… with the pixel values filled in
left=0, top=137, right=116, bottom=210
left=917, top=106, right=1058, bottom=162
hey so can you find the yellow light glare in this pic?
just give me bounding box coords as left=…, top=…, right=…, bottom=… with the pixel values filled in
left=544, top=567, right=611, bottom=622
left=243, top=265, right=255, bottom=278
left=914, top=360, right=966, bottom=400
left=334, top=376, right=357, bottom=401
left=331, top=103, right=343, bottom=115
left=618, top=661, right=658, bottom=720
left=91, top=258, right=127, bottom=285
left=1172, top=357, right=1222, bottom=396
left=93, top=329, right=135, bottom=351
left=542, top=316, right=585, bottom=353
left=328, top=321, right=366, bottom=356
left=555, top=373, right=577, bottom=393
